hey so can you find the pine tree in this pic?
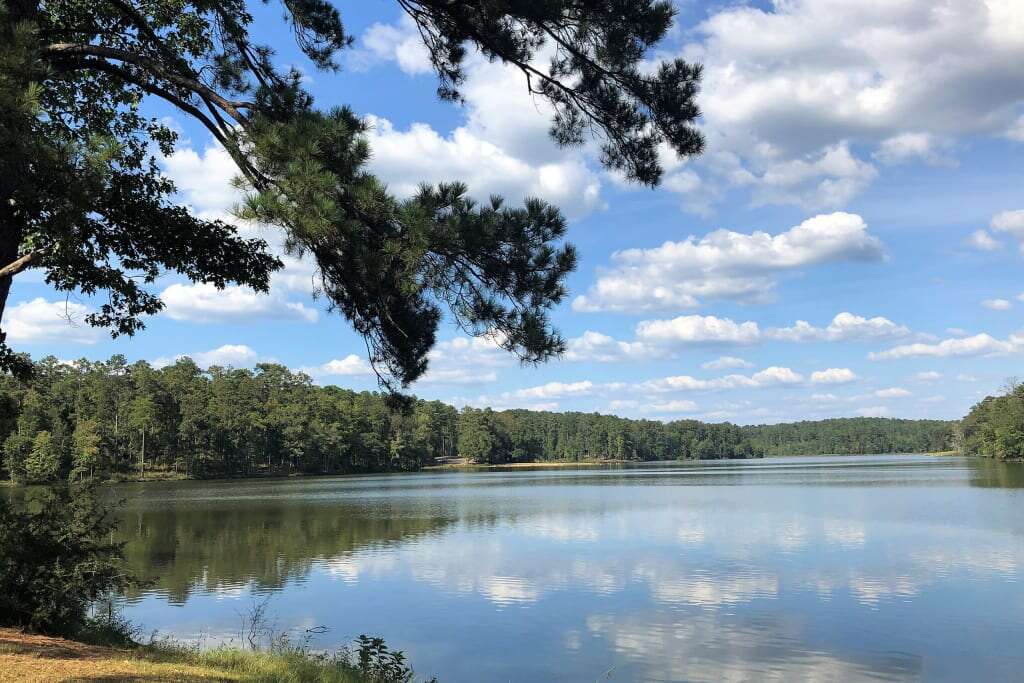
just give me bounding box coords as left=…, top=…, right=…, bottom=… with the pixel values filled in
left=0, top=1, right=703, bottom=387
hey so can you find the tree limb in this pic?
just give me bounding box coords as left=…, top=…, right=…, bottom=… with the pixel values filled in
left=42, top=42, right=251, bottom=124
left=0, top=248, right=45, bottom=280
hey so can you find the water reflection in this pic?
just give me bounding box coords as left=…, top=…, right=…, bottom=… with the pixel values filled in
left=113, top=456, right=1024, bottom=682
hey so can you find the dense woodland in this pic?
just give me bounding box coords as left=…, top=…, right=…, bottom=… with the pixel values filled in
left=959, top=381, right=1024, bottom=460
left=0, top=355, right=962, bottom=483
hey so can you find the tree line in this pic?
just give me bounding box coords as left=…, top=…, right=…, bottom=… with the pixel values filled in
left=0, top=354, right=962, bottom=483
left=958, top=380, right=1024, bottom=460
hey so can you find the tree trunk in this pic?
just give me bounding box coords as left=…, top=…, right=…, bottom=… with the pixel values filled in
left=0, top=0, right=39, bottom=333
left=0, top=202, right=22, bottom=335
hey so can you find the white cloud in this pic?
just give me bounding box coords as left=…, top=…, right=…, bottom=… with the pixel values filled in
left=768, top=312, right=909, bottom=342
left=913, top=371, right=943, bottom=382
left=564, top=331, right=648, bottom=363
left=990, top=210, right=1024, bottom=253
left=413, top=334, right=510, bottom=386
left=639, top=400, right=701, bottom=416
left=981, top=298, right=1012, bottom=310
left=870, top=333, right=1020, bottom=360
left=872, top=132, right=952, bottom=166
left=640, top=366, right=803, bottom=393
left=418, top=368, right=499, bottom=386
left=364, top=115, right=603, bottom=219
left=752, top=143, right=878, bottom=208
left=507, top=381, right=597, bottom=401
left=302, top=354, right=374, bottom=378
left=635, top=315, right=761, bottom=346
left=855, top=406, right=891, bottom=417
left=162, top=144, right=239, bottom=216
left=159, top=282, right=318, bottom=323
left=155, top=344, right=260, bottom=369
left=678, top=0, right=1024, bottom=209
left=3, top=298, right=102, bottom=345
left=966, top=229, right=1001, bottom=251
left=1008, top=115, right=1024, bottom=141
left=810, top=368, right=858, bottom=385
left=702, top=356, right=754, bottom=371
left=351, top=16, right=432, bottom=75
left=875, top=387, right=911, bottom=398
left=574, top=213, right=884, bottom=312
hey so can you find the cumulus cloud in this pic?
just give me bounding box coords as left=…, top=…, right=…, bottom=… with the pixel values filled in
left=870, top=333, right=1021, bottom=360
left=614, top=399, right=700, bottom=416
left=635, top=315, right=761, bottom=346
left=768, top=312, right=910, bottom=342
left=574, top=213, right=884, bottom=312
left=364, top=115, right=602, bottom=219
left=154, top=344, right=259, bottom=369
left=507, top=381, right=597, bottom=401
left=702, top=356, right=754, bottom=371
left=1008, top=115, right=1024, bottom=142
left=302, top=354, right=374, bottom=378
left=990, top=210, right=1024, bottom=254
left=913, top=371, right=943, bottom=382
left=162, top=144, right=239, bottom=217
left=640, top=367, right=803, bottom=393
left=413, top=334, right=510, bottom=385
left=159, top=283, right=318, bottom=324
left=4, top=298, right=102, bottom=345
left=981, top=298, right=1012, bottom=310
left=675, top=0, right=1024, bottom=209
left=875, top=387, right=912, bottom=398
left=966, top=229, right=1001, bottom=251
left=872, top=132, right=952, bottom=166
left=810, top=368, right=858, bottom=385
left=418, top=368, right=499, bottom=385
left=856, top=406, right=890, bottom=417
left=564, top=331, right=648, bottom=363
left=349, top=15, right=432, bottom=74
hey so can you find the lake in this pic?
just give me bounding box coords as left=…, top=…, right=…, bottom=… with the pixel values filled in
left=111, top=455, right=1024, bottom=682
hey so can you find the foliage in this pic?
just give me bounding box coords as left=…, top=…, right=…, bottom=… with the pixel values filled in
left=0, top=0, right=704, bottom=388
left=0, top=355, right=459, bottom=479
left=0, top=483, right=135, bottom=636
left=23, top=429, right=60, bottom=482
left=741, top=418, right=953, bottom=457
left=70, top=418, right=103, bottom=482
left=960, top=380, right=1024, bottom=459
left=0, top=354, right=961, bottom=481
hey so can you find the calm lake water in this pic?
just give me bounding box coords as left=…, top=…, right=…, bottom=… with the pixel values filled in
left=110, top=455, right=1024, bottom=682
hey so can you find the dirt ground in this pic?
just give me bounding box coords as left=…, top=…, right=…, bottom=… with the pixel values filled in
left=0, top=628, right=234, bottom=682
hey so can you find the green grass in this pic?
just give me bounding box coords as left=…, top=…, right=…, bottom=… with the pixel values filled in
left=145, top=643, right=372, bottom=682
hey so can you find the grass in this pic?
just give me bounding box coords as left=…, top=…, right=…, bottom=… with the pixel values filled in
left=0, top=627, right=408, bottom=682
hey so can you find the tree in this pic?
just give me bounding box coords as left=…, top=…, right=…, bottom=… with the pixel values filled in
left=70, top=418, right=103, bottom=481
left=0, top=1, right=703, bottom=387
left=458, top=408, right=510, bottom=464
left=0, top=484, right=134, bottom=636
left=23, top=429, right=61, bottom=483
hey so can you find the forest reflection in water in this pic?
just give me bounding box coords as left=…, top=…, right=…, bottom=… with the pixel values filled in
left=111, top=456, right=1024, bottom=682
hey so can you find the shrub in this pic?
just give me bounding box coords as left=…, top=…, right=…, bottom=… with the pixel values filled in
left=0, top=483, right=135, bottom=635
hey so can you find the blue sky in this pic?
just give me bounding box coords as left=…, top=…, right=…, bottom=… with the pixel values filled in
left=9, top=0, right=1024, bottom=424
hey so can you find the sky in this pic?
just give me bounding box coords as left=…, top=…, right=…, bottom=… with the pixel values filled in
left=9, top=0, right=1024, bottom=424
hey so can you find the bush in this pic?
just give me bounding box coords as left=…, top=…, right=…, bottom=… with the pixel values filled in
left=0, top=483, right=135, bottom=635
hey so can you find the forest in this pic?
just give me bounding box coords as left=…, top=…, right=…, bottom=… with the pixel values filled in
left=959, top=381, right=1024, bottom=460
left=0, top=355, right=959, bottom=483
